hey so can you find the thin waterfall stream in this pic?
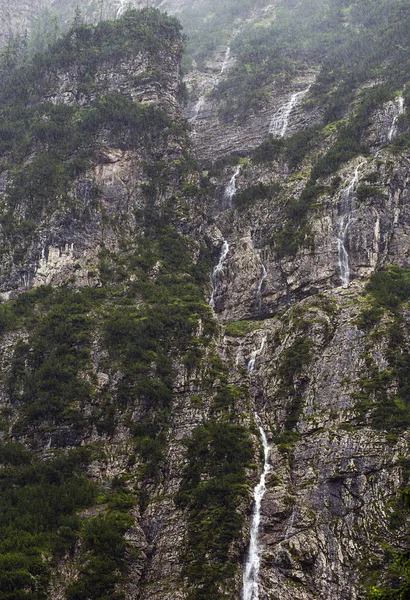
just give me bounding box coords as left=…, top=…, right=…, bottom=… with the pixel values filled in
left=255, top=262, right=267, bottom=314
left=222, top=165, right=241, bottom=210
left=221, top=47, right=231, bottom=74
left=388, top=96, right=404, bottom=141
left=190, top=95, right=205, bottom=134
left=209, top=240, right=229, bottom=310
left=269, top=85, right=311, bottom=137
left=242, top=338, right=270, bottom=600
left=337, top=162, right=364, bottom=286
left=116, top=0, right=127, bottom=18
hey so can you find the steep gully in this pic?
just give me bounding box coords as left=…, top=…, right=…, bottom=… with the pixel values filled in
left=242, top=337, right=269, bottom=600
left=336, top=162, right=365, bottom=286
left=207, top=83, right=314, bottom=597
left=203, top=65, right=404, bottom=597
left=208, top=85, right=314, bottom=600
left=388, top=95, right=404, bottom=142
left=209, top=85, right=314, bottom=313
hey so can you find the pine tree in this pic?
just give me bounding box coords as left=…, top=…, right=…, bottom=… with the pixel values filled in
left=369, top=491, right=410, bottom=599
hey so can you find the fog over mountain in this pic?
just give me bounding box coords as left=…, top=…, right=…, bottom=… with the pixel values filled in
left=1, top=1, right=410, bottom=599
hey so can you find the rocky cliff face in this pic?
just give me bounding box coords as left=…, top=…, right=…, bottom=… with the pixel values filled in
left=180, top=2, right=410, bottom=597
left=1, top=2, right=410, bottom=600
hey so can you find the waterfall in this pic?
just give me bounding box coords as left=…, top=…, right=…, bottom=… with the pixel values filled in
left=337, top=162, right=364, bottom=286
left=256, top=263, right=267, bottom=314
left=242, top=417, right=272, bottom=600
left=388, top=96, right=405, bottom=141
left=269, top=85, right=311, bottom=137
left=243, top=342, right=269, bottom=599
left=222, top=166, right=241, bottom=209
left=116, top=0, right=127, bottom=18
left=247, top=337, right=267, bottom=374
left=221, top=47, right=231, bottom=74
left=190, top=96, right=205, bottom=134
left=210, top=240, right=229, bottom=310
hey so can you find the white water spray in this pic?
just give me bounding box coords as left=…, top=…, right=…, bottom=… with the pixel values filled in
left=222, top=166, right=241, bottom=209
left=388, top=96, right=405, bottom=141
left=247, top=337, right=267, bottom=374
left=116, top=0, right=127, bottom=18
left=221, top=47, right=231, bottom=74
left=256, top=263, right=267, bottom=313
left=210, top=240, right=229, bottom=310
left=242, top=341, right=269, bottom=599
left=269, top=85, right=311, bottom=137
left=337, top=162, right=364, bottom=286
left=190, top=95, right=205, bottom=134
left=242, top=417, right=271, bottom=600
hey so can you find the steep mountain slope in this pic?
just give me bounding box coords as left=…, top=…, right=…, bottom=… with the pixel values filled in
left=1, top=1, right=410, bottom=600
left=0, top=10, right=255, bottom=600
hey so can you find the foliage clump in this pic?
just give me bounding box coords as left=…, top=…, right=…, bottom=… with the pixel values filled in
left=356, top=267, right=410, bottom=431
left=177, top=422, right=253, bottom=600
left=0, top=445, right=96, bottom=598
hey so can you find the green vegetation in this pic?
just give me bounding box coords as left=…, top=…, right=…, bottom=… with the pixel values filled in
left=215, top=0, right=346, bottom=119
left=356, top=185, right=385, bottom=202
left=356, top=267, right=410, bottom=430
left=357, top=266, right=410, bottom=331
left=66, top=510, right=134, bottom=600
left=0, top=207, right=216, bottom=597
left=177, top=422, right=253, bottom=600
left=0, top=10, right=228, bottom=598
left=273, top=182, right=326, bottom=257
left=208, top=153, right=244, bottom=178
left=215, top=0, right=410, bottom=121
left=311, top=84, right=394, bottom=182
left=233, top=182, right=281, bottom=211
left=0, top=9, right=182, bottom=263
left=368, top=490, right=410, bottom=599
left=7, top=287, right=99, bottom=429
left=179, top=0, right=268, bottom=69
left=224, top=320, right=259, bottom=337
left=273, top=316, right=313, bottom=452
left=0, top=445, right=96, bottom=599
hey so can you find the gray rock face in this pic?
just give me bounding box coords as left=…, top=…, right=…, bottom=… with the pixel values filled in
left=184, top=13, right=410, bottom=600
left=2, top=2, right=410, bottom=600
left=0, top=0, right=44, bottom=47
left=238, top=285, right=406, bottom=599
left=209, top=150, right=410, bottom=323
left=184, top=54, right=320, bottom=165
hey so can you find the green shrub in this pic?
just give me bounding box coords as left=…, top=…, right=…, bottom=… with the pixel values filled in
left=356, top=185, right=384, bottom=201
left=233, top=182, right=281, bottom=210
left=177, top=422, right=253, bottom=598
left=0, top=446, right=96, bottom=598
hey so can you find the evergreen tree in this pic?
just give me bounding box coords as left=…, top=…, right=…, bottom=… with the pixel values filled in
left=369, top=491, right=410, bottom=599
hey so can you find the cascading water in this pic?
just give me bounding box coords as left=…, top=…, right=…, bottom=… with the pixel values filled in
left=269, top=85, right=311, bottom=137
left=221, top=47, right=231, bottom=74
left=247, top=337, right=266, bottom=374
left=387, top=96, right=405, bottom=141
left=222, top=166, right=241, bottom=210
left=116, top=0, right=127, bottom=18
left=209, top=240, right=229, bottom=310
left=255, top=263, right=267, bottom=314
left=337, top=162, right=364, bottom=286
left=243, top=340, right=269, bottom=600
left=242, top=418, right=271, bottom=599
left=190, top=96, right=205, bottom=134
